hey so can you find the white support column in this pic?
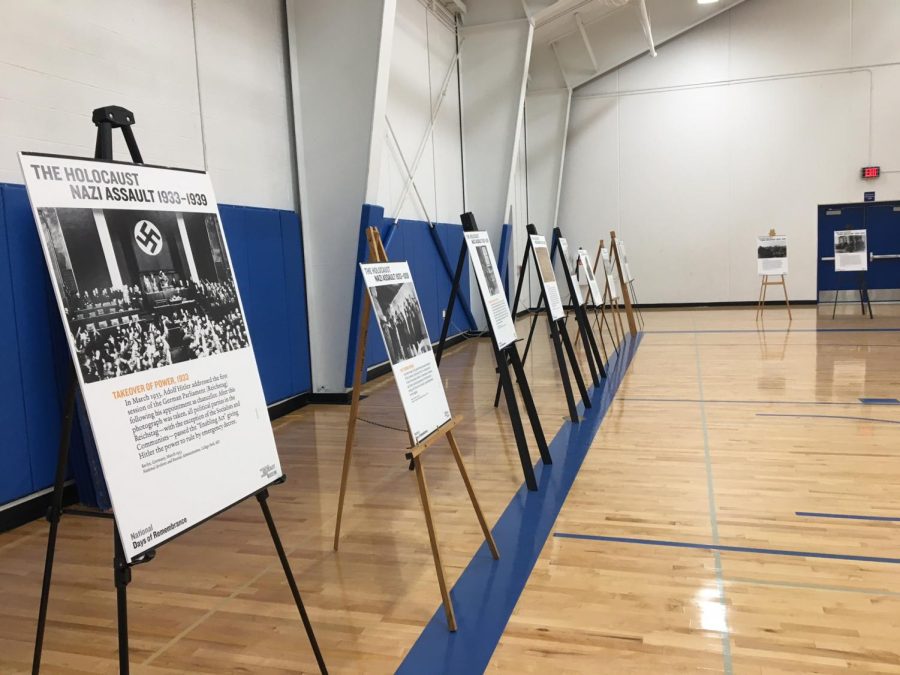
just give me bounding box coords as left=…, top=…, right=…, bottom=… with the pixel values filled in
left=92, top=209, right=123, bottom=288
left=458, top=1, right=533, bottom=244
left=286, top=0, right=396, bottom=393
left=176, top=213, right=199, bottom=283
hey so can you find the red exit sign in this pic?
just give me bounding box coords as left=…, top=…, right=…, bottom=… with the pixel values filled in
left=862, top=166, right=880, bottom=179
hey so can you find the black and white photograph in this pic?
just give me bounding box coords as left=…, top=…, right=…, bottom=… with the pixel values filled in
left=464, top=231, right=517, bottom=349
left=834, top=228, right=868, bottom=272
left=37, top=206, right=249, bottom=383
left=834, top=230, right=866, bottom=253
left=368, top=281, right=432, bottom=364
left=757, top=235, right=788, bottom=275
left=475, top=243, right=500, bottom=296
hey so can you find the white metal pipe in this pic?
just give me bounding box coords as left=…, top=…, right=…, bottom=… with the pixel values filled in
left=392, top=50, right=461, bottom=220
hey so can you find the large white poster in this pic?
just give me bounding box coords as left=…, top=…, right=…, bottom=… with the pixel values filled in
left=558, top=237, right=584, bottom=306
left=600, top=246, right=621, bottom=301
left=578, top=248, right=602, bottom=304
left=361, top=262, right=451, bottom=443
left=464, top=231, right=517, bottom=350
left=19, top=152, right=281, bottom=562
left=834, top=229, right=868, bottom=272
left=530, top=235, right=566, bottom=321
left=757, top=235, right=788, bottom=275
left=616, top=239, right=635, bottom=282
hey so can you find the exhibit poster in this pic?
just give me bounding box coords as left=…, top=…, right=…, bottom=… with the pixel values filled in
left=530, top=235, right=566, bottom=321
left=600, top=246, right=621, bottom=301
left=578, top=248, right=603, bottom=304
left=18, top=152, right=282, bottom=562
left=464, top=231, right=517, bottom=349
left=558, top=237, right=584, bottom=306
left=617, top=239, right=635, bottom=282
left=834, top=229, right=868, bottom=272
left=361, top=261, right=451, bottom=443
left=757, top=235, right=788, bottom=275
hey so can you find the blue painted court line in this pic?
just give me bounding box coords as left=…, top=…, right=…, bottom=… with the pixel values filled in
left=621, top=396, right=873, bottom=407
left=859, top=397, right=900, bottom=405
left=553, top=533, right=900, bottom=565
left=396, top=334, right=642, bottom=675
left=644, top=328, right=900, bottom=334
left=796, top=511, right=900, bottom=523
left=757, top=412, right=900, bottom=425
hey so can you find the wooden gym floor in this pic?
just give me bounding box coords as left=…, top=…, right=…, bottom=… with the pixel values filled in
left=1, top=305, right=899, bottom=673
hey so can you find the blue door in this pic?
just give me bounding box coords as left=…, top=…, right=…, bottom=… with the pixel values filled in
left=817, top=200, right=900, bottom=301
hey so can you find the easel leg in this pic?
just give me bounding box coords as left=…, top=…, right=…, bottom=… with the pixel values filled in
left=496, top=349, right=538, bottom=491
left=33, top=378, right=77, bottom=675
left=559, top=322, right=591, bottom=409
left=781, top=275, right=792, bottom=320
left=412, top=456, right=457, bottom=632
left=257, top=489, right=328, bottom=674
left=832, top=286, right=839, bottom=319
left=508, top=347, right=551, bottom=464
left=495, top=306, right=541, bottom=408
left=113, top=533, right=131, bottom=675
left=334, top=296, right=371, bottom=550
left=548, top=320, right=581, bottom=422
left=446, top=431, right=500, bottom=560
left=756, top=277, right=765, bottom=320
left=599, top=300, right=619, bottom=355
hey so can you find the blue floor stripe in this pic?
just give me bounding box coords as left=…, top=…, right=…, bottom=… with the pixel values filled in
left=796, top=511, right=900, bottom=523
left=644, top=328, right=900, bottom=334
left=757, top=412, right=900, bottom=425
left=396, top=334, right=642, bottom=674
left=553, top=533, right=900, bottom=565
left=859, top=397, right=900, bottom=405
left=621, top=396, right=875, bottom=407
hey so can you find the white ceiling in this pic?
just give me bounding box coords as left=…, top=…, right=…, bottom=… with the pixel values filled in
left=528, top=0, right=746, bottom=89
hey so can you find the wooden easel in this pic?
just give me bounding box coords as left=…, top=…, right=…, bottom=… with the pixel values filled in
left=333, top=226, right=499, bottom=632
left=756, top=229, right=792, bottom=321
left=756, top=276, right=792, bottom=320
left=609, top=231, right=639, bottom=337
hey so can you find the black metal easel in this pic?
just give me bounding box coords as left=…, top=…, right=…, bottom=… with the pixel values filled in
left=31, top=106, right=326, bottom=675
left=554, top=228, right=606, bottom=387
left=434, top=213, right=551, bottom=491
left=831, top=270, right=874, bottom=319
left=575, top=247, right=619, bottom=359
left=498, top=224, right=590, bottom=422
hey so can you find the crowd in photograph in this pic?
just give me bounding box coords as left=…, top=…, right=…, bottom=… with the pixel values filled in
left=375, top=290, right=431, bottom=364
left=68, top=277, right=249, bottom=382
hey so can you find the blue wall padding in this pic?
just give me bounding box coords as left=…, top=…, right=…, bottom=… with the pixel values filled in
left=220, top=205, right=311, bottom=404
left=497, top=223, right=511, bottom=297
left=344, top=204, right=474, bottom=386
left=0, top=183, right=311, bottom=507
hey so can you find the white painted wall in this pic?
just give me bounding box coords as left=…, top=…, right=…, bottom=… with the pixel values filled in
left=377, top=0, right=464, bottom=224
left=193, top=0, right=296, bottom=211
left=0, top=0, right=296, bottom=211
left=287, top=0, right=396, bottom=392
left=560, top=0, right=900, bottom=304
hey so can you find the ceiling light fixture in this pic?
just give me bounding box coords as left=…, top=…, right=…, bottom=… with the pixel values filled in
left=697, top=0, right=720, bottom=4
